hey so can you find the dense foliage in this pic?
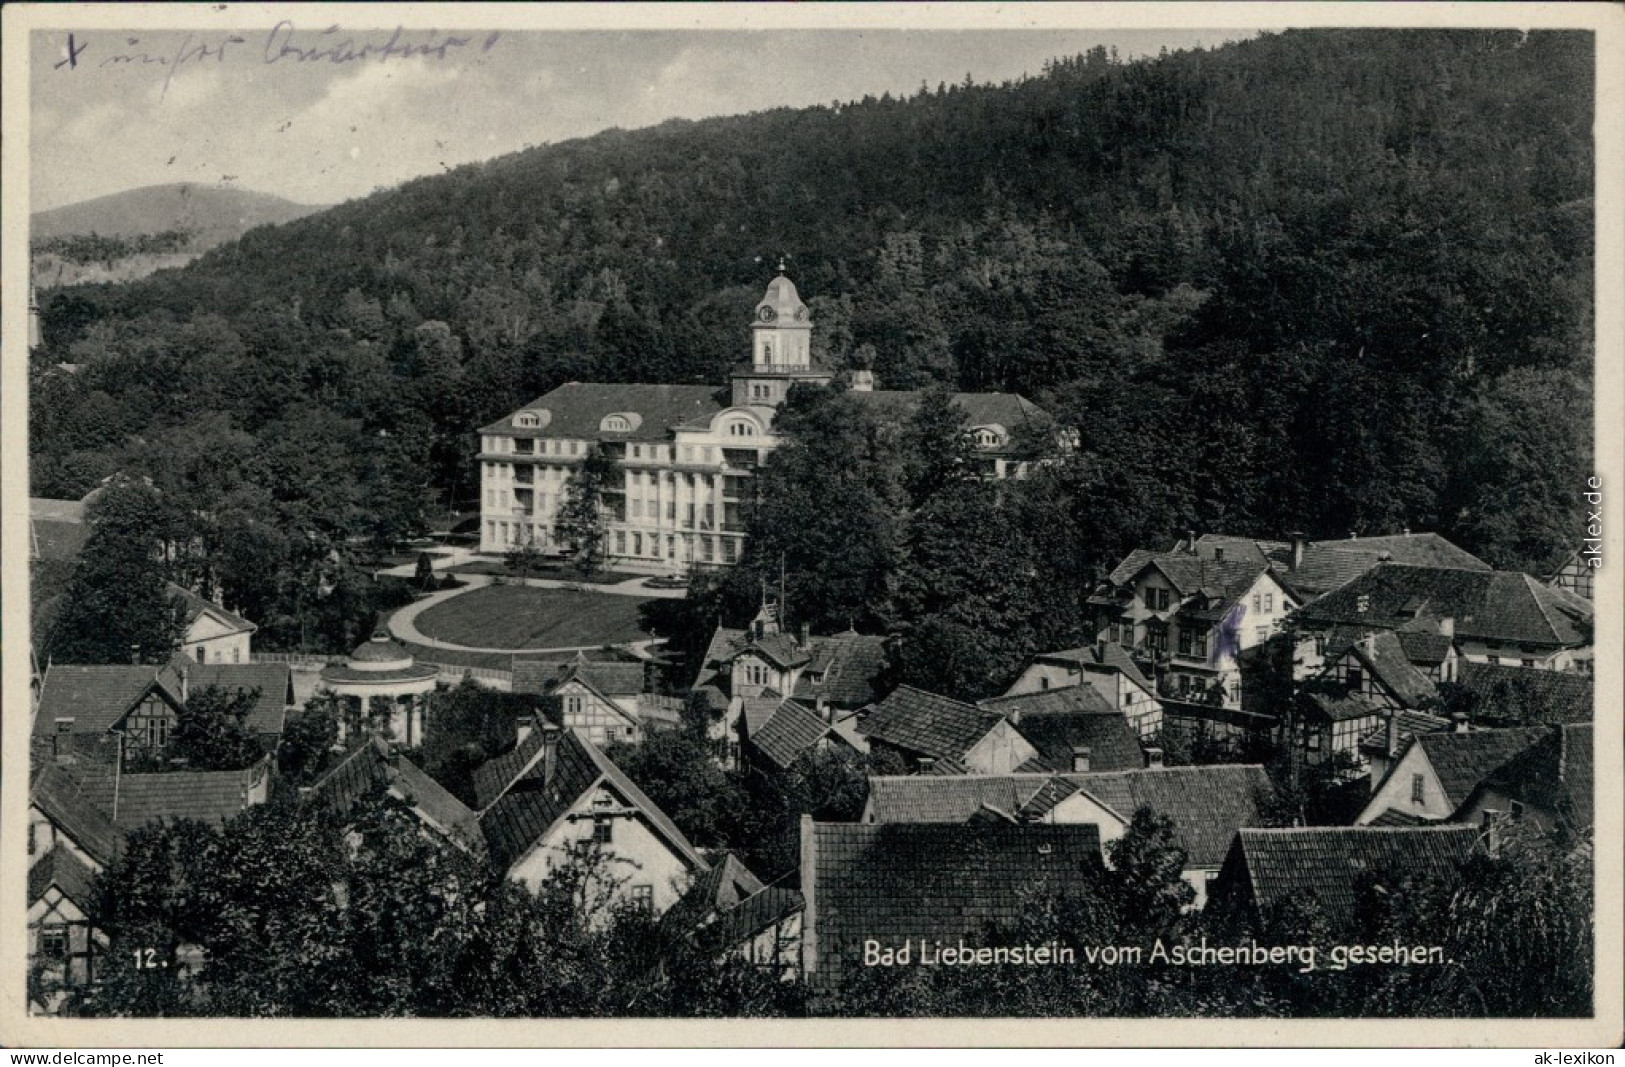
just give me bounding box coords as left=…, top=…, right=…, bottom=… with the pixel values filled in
left=31, top=30, right=1592, bottom=600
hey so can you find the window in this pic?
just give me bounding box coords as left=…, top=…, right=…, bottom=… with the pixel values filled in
left=40, top=927, right=68, bottom=961
left=1039, top=676, right=1050, bottom=690
left=601, top=414, right=633, bottom=432
left=1255, top=626, right=1268, bottom=643
left=763, top=341, right=774, bottom=362
left=1263, top=593, right=1273, bottom=613
left=615, top=531, right=626, bottom=554
left=1346, top=665, right=1363, bottom=690
left=593, top=818, right=613, bottom=845
left=195, top=646, right=207, bottom=663
left=1307, top=731, right=1321, bottom=751
left=632, top=445, right=642, bottom=459
left=1510, top=800, right=1526, bottom=820
left=564, top=695, right=583, bottom=717
left=1178, top=628, right=1193, bottom=656
left=232, top=646, right=241, bottom=664
left=1252, top=594, right=1261, bottom=613
left=1487, top=655, right=1501, bottom=666
left=1411, top=774, right=1426, bottom=804
left=1356, top=594, right=1371, bottom=614
left=728, top=421, right=758, bottom=437
left=629, top=884, right=653, bottom=912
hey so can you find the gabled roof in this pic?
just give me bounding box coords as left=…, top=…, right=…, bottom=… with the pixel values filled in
left=1223, top=825, right=1479, bottom=928
left=469, top=730, right=547, bottom=811
left=731, top=632, right=811, bottom=670
left=1105, top=546, right=1274, bottom=608
left=1463, top=724, right=1592, bottom=831
left=475, top=729, right=707, bottom=874
left=481, top=383, right=726, bottom=439
left=865, top=774, right=1057, bottom=824
left=167, top=583, right=255, bottom=636
left=111, top=764, right=266, bottom=830
left=1390, top=726, right=1555, bottom=810
left=1299, top=686, right=1387, bottom=724
left=514, top=655, right=645, bottom=698
left=803, top=821, right=1102, bottom=988
left=981, top=685, right=1114, bottom=719
left=1004, top=712, right=1144, bottom=774
left=33, top=665, right=179, bottom=737
left=1339, top=632, right=1437, bottom=707
left=1297, top=564, right=1592, bottom=648
left=309, top=739, right=484, bottom=852
left=1357, top=709, right=1453, bottom=755
left=171, top=658, right=294, bottom=736
left=660, top=852, right=766, bottom=944
left=738, top=695, right=784, bottom=739
left=29, top=764, right=124, bottom=868
left=29, top=844, right=99, bottom=909
left=750, top=699, right=834, bottom=770
left=1454, top=662, right=1594, bottom=727
left=856, top=685, right=1006, bottom=763
left=1265, top=533, right=1491, bottom=599
left=1050, top=765, right=1275, bottom=867
left=1395, top=630, right=1455, bottom=667
left=1032, top=642, right=1154, bottom=695
left=705, top=885, right=805, bottom=955
left=692, top=626, right=748, bottom=692
left=792, top=631, right=889, bottom=708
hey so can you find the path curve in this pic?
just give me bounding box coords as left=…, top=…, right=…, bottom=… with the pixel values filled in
left=386, top=572, right=677, bottom=656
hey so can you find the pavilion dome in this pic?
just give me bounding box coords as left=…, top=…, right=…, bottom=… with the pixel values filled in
left=349, top=631, right=414, bottom=670
left=753, top=271, right=810, bottom=327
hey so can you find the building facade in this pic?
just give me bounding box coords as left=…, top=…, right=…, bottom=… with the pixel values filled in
left=476, top=272, right=1053, bottom=568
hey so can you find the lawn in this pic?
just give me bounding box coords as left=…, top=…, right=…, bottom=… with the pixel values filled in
left=447, top=560, right=650, bottom=585
left=410, top=584, right=658, bottom=650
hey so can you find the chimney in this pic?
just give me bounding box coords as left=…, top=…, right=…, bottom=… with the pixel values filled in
left=1481, top=809, right=1504, bottom=856
left=1451, top=711, right=1470, bottom=734
left=1348, top=531, right=1359, bottom=540
left=179, top=666, right=189, bottom=704
left=1071, top=745, right=1092, bottom=773
left=1145, top=746, right=1164, bottom=768
left=540, top=723, right=561, bottom=783
left=753, top=618, right=765, bottom=641
left=1288, top=532, right=1306, bottom=572
left=850, top=369, right=875, bottom=392
left=1186, top=530, right=1197, bottom=554
left=1359, top=632, right=1377, bottom=659
left=1401, top=526, right=1411, bottom=536
left=516, top=713, right=536, bottom=745
left=1094, top=637, right=1107, bottom=662
left=1384, top=709, right=1400, bottom=759
left=800, top=622, right=811, bottom=651
left=917, top=757, right=935, bottom=774
left=1437, top=616, right=1454, bottom=639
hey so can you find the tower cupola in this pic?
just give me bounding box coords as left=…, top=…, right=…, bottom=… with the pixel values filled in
left=751, top=266, right=812, bottom=371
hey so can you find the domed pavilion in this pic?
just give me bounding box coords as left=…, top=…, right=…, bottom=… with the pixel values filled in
left=319, top=632, right=440, bottom=747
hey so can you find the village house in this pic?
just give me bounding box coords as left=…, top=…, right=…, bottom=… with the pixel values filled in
left=1209, top=824, right=1481, bottom=933
left=796, top=819, right=1104, bottom=992
left=974, top=691, right=1147, bottom=774
left=514, top=653, right=652, bottom=745
left=1453, top=724, right=1592, bottom=835
left=1293, top=563, right=1593, bottom=675
left=1185, top=530, right=1491, bottom=602
left=856, top=685, right=1038, bottom=775
left=1088, top=539, right=1300, bottom=725
left=476, top=271, right=1056, bottom=568
left=1545, top=548, right=1596, bottom=602
left=1000, top=640, right=1163, bottom=737
left=169, top=583, right=257, bottom=665
left=32, top=660, right=293, bottom=771
left=691, top=603, right=889, bottom=765
left=1356, top=724, right=1555, bottom=827
left=862, top=763, right=1274, bottom=909
left=1290, top=630, right=1440, bottom=771
left=1357, top=708, right=1455, bottom=789
left=660, top=854, right=805, bottom=978
left=471, top=724, right=709, bottom=914
left=28, top=844, right=102, bottom=1012
left=743, top=697, right=860, bottom=773
left=304, top=738, right=486, bottom=855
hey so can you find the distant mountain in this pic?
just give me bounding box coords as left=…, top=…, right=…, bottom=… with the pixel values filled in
left=31, top=184, right=325, bottom=285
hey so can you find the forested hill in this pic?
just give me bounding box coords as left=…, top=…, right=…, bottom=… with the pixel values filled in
left=33, top=29, right=1592, bottom=580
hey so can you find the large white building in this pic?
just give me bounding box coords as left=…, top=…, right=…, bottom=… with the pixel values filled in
left=476, top=272, right=1053, bottom=568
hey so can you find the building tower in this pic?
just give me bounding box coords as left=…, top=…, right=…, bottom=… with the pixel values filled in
left=730, top=267, right=833, bottom=407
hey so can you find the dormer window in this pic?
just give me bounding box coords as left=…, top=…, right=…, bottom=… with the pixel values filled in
left=727, top=421, right=758, bottom=438
left=969, top=428, right=1003, bottom=448
left=514, top=409, right=551, bottom=429
left=599, top=412, right=642, bottom=433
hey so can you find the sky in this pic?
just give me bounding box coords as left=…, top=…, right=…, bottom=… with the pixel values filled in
left=29, top=25, right=1257, bottom=212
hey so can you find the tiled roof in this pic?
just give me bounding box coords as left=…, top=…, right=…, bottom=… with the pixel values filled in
left=804, top=821, right=1103, bottom=988
left=792, top=632, right=889, bottom=708
left=31, top=518, right=91, bottom=563
left=981, top=686, right=1114, bottom=718
left=660, top=853, right=765, bottom=943
left=34, top=665, right=175, bottom=737
left=1297, top=565, right=1592, bottom=648
left=388, top=751, right=487, bottom=852
left=857, top=685, right=1005, bottom=763
left=1033, top=642, right=1154, bottom=695
left=1455, top=663, right=1594, bottom=727
left=480, top=383, right=726, bottom=440
left=733, top=632, right=811, bottom=670
left=173, top=659, right=294, bottom=736
left=739, top=696, right=784, bottom=739
left=167, top=583, right=255, bottom=635
left=1395, top=726, right=1554, bottom=810
left=692, top=626, right=748, bottom=691
left=1467, top=724, right=1592, bottom=830
left=1107, top=550, right=1270, bottom=607
left=112, top=765, right=264, bottom=830
left=1224, top=825, right=1479, bottom=928
left=1395, top=630, right=1454, bottom=666
left=1060, top=765, right=1275, bottom=867
left=705, top=885, right=805, bottom=955
left=1267, top=533, right=1490, bottom=598
left=29, top=764, right=124, bottom=868
left=476, top=729, right=707, bottom=874
left=750, top=699, right=832, bottom=770
left=469, top=730, right=547, bottom=811
left=1346, top=632, right=1438, bottom=707
left=1300, top=687, right=1387, bottom=724
left=865, top=774, right=1057, bottom=824
left=1004, top=712, right=1144, bottom=774
left=1357, top=710, right=1453, bottom=755
left=29, top=845, right=99, bottom=909
left=516, top=654, right=646, bottom=698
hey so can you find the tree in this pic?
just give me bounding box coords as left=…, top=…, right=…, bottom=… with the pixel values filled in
left=1104, top=807, right=1196, bottom=937
left=504, top=533, right=545, bottom=581
left=410, top=680, right=526, bottom=806
left=602, top=730, right=743, bottom=849
left=163, top=684, right=267, bottom=772
left=413, top=551, right=437, bottom=592
left=47, top=478, right=187, bottom=666
left=277, top=698, right=340, bottom=786
left=556, top=445, right=617, bottom=579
